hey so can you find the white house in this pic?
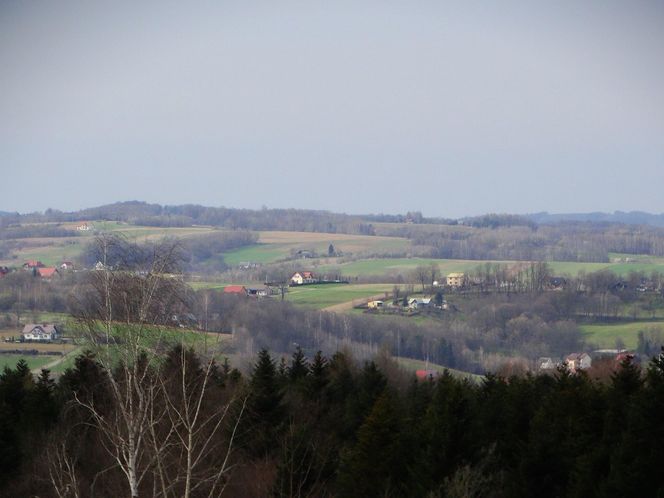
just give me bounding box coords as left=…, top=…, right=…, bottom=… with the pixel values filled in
left=408, top=297, right=432, bottom=309
left=291, top=271, right=317, bottom=285
left=22, top=323, right=60, bottom=342
left=565, top=353, right=592, bottom=373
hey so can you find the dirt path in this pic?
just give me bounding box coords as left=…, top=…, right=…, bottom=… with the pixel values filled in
left=322, top=294, right=390, bottom=313
left=32, top=348, right=79, bottom=374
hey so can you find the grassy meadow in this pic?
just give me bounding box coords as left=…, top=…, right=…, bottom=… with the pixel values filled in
left=0, top=354, right=59, bottom=371
left=284, top=283, right=394, bottom=309
left=580, top=321, right=664, bottom=349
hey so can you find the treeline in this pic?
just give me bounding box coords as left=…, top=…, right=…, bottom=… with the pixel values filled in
left=0, top=224, right=76, bottom=239
left=2, top=347, right=664, bottom=497
left=376, top=222, right=664, bottom=261
left=529, top=210, right=664, bottom=227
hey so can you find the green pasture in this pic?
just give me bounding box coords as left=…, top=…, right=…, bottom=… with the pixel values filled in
left=580, top=321, right=664, bottom=349
left=0, top=354, right=59, bottom=371
left=285, top=283, right=394, bottom=309
left=223, top=245, right=291, bottom=265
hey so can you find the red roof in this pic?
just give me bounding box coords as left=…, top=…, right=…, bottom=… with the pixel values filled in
left=37, top=267, right=58, bottom=278
left=24, top=260, right=44, bottom=268
left=415, top=369, right=437, bottom=379
left=223, top=285, right=247, bottom=294
left=302, top=271, right=314, bottom=278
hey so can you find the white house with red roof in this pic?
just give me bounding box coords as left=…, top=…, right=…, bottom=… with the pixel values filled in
left=22, top=323, right=60, bottom=342
left=291, top=271, right=317, bottom=285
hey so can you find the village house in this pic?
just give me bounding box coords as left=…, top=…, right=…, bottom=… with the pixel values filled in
left=291, top=271, right=317, bottom=285
left=22, top=323, right=60, bottom=342
left=408, top=297, right=432, bottom=309
left=76, top=222, right=92, bottom=231
left=565, top=352, right=592, bottom=373
left=60, top=261, right=75, bottom=270
left=538, top=357, right=557, bottom=371
left=446, top=272, right=465, bottom=288
left=367, top=300, right=384, bottom=310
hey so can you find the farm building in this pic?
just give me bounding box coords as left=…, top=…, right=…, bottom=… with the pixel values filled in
left=223, top=285, right=247, bottom=295
left=367, top=300, right=384, bottom=310
left=446, top=272, right=465, bottom=288
left=60, top=261, right=75, bottom=270
left=22, top=323, right=60, bottom=342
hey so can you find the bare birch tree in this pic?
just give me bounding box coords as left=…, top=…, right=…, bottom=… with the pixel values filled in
left=57, top=234, right=244, bottom=498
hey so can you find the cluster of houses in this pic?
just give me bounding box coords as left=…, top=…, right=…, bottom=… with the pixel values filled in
left=0, top=260, right=83, bottom=281
left=15, top=260, right=76, bottom=279
left=367, top=296, right=448, bottom=312
left=538, top=350, right=637, bottom=374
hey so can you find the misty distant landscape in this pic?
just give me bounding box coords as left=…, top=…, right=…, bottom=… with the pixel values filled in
left=2, top=1, right=663, bottom=497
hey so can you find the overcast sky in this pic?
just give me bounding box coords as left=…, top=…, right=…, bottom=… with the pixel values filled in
left=1, top=0, right=663, bottom=217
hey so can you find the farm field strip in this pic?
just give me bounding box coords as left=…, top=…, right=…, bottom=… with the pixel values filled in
left=223, top=231, right=410, bottom=266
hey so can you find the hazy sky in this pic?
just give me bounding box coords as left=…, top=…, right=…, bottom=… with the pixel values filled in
left=2, top=0, right=663, bottom=217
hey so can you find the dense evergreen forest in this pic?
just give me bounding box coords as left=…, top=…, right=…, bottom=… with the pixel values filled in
left=1, top=347, right=663, bottom=497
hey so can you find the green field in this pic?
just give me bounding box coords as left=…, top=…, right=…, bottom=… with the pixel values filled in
left=223, top=245, right=292, bottom=265
left=285, top=283, right=394, bottom=309
left=580, top=321, right=664, bottom=349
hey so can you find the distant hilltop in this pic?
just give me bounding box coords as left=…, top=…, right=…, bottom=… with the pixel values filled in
left=525, top=211, right=664, bottom=228
left=2, top=201, right=664, bottom=229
